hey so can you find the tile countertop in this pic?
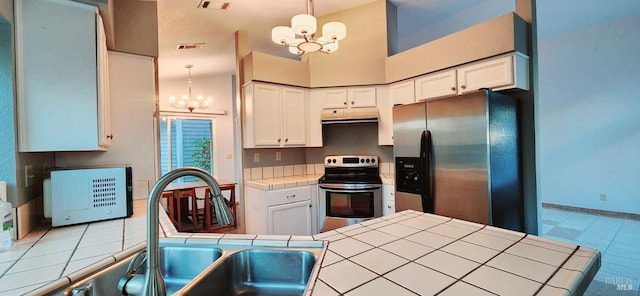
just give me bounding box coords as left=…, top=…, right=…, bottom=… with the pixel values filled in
left=244, top=174, right=394, bottom=190
left=30, top=208, right=599, bottom=296
left=309, top=210, right=600, bottom=296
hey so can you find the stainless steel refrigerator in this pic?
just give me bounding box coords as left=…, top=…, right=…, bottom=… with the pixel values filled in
left=393, top=89, right=524, bottom=231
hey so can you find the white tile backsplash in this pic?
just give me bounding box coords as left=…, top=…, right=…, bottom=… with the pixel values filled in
left=283, top=165, right=294, bottom=176
left=261, top=166, right=273, bottom=178
left=273, top=166, right=284, bottom=178
left=250, top=167, right=263, bottom=180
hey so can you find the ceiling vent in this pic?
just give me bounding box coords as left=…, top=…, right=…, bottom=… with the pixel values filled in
left=176, top=43, right=205, bottom=50
left=198, top=1, right=230, bottom=9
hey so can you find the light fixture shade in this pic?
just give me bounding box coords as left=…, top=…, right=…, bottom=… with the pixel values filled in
left=322, top=22, right=347, bottom=40
left=271, top=26, right=295, bottom=45
left=291, top=14, right=317, bottom=35
left=289, top=46, right=302, bottom=55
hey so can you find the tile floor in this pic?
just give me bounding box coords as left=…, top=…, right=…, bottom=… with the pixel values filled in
left=541, top=207, right=640, bottom=295
left=0, top=201, right=638, bottom=295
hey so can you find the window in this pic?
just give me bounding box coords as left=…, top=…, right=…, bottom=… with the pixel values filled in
left=159, top=115, right=215, bottom=183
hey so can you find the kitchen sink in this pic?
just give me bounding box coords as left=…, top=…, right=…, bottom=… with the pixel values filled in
left=180, top=249, right=318, bottom=296
left=41, top=242, right=323, bottom=296
left=46, top=242, right=222, bottom=296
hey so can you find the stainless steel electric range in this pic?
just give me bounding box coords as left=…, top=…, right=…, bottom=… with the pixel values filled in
left=318, top=155, right=382, bottom=232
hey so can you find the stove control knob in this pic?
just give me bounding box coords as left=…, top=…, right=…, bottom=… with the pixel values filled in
left=332, top=159, right=337, bottom=164
left=327, top=159, right=332, bottom=164
left=360, top=159, right=364, bottom=163
left=366, top=158, right=371, bottom=163
left=371, top=158, right=376, bottom=163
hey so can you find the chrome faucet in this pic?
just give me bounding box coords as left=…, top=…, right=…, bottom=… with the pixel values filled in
left=119, top=167, right=225, bottom=296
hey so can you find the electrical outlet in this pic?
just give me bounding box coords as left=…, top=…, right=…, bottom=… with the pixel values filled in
left=253, top=153, right=260, bottom=163
left=226, top=153, right=232, bottom=160
left=276, top=152, right=282, bottom=161
left=599, top=194, right=607, bottom=201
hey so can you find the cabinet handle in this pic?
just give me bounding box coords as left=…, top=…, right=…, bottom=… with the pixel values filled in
left=450, top=86, right=456, bottom=91
left=343, top=101, right=347, bottom=105
left=285, top=138, right=288, bottom=142
left=107, top=134, right=113, bottom=139
left=387, top=205, right=392, bottom=209
left=351, top=101, right=354, bottom=105
left=309, top=204, right=312, bottom=208
left=461, top=85, right=466, bottom=90
left=278, top=138, right=282, bottom=143
left=286, top=194, right=296, bottom=198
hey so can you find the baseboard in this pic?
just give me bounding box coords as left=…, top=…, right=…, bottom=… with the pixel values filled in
left=542, top=203, right=640, bottom=221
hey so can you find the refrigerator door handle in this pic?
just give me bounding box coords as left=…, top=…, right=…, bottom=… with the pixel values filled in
left=420, top=130, right=433, bottom=213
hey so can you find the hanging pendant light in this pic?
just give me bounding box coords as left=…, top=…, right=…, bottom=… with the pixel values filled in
left=271, top=0, right=347, bottom=55
left=168, top=65, right=213, bottom=112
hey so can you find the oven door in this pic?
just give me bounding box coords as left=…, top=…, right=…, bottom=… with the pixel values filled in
left=318, top=184, right=382, bottom=232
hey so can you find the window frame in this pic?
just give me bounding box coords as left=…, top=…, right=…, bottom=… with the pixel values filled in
left=159, top=112, right=218, bottom=182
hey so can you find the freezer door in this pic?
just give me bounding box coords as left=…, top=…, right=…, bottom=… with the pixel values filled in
left=392, top=102, right=426, bottom=157
left=427, top=93, right=491, bottom=225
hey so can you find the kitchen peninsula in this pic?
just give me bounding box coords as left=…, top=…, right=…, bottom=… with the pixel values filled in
left=30, top=207, right=599, bottom=295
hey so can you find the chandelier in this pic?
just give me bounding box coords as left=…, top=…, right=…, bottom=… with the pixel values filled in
left=271, top=0, right=347, bottom=55
left=168, top=65, right=212, bottom=112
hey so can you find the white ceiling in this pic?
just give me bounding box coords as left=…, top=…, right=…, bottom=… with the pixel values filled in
left=156, top=0, right=640, bottom=81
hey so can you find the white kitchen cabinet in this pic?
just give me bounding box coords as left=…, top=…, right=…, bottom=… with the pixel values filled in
left=321, top=87, right=376, bottom=109
left=413, top=52, right=529, bottom=102
left=243, top=82, right=306, bottom=148
left=389, top=80, right=416, bottom=105
left=268, top=200, right=312, bottom=235
left=382, top=184, right=396, bottom=216
left=376, top=86, right=393, bottom=146
left=15, top=0, right=111, bottom=152
left=415, top=70, right=458, bottom=101
left=457, top=52, right=529, bottom=94
left=306, top=90, right=324, bottom=147
left=244, top=185, right=314, bottom=235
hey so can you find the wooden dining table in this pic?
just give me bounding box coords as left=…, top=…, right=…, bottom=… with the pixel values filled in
left=162, top=179, right=236, bottom=232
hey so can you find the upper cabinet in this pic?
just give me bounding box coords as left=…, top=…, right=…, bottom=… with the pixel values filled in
left=456, top=52, right=529, bottom=95
left=243, top=82, right=306, bottom=148
left=15, top=0, right=111, bottom=152
left=321, top=87, right=377, bottom=109
left=389, top=80, right=415, bottom=106
left=414, top=52, right=529, bottom=102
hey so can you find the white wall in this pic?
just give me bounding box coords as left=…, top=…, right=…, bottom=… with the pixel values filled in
left=537, top=12, right=640, bottom=213
left=158, top=74, right=236, bottom=184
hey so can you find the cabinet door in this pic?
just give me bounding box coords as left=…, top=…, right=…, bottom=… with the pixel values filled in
left=16, top=0, right=103, bottom=152
left=268, top=200, right=312, bottom=235
left=415, top=70, right=457, bottom=101
left=376, top=86, right=393, bottom=146
left=390, top=80, right=415, bottom=105
left=457, top=55, right=513, bottom=94
left=253, top=83, right=283, bottom=146
left=348, top=87, right=377, bottom=108
left=282, top=87, right=306, bottom=146
left=322, top=88, right=348, bottom=109
left=382, top=184, right=395, bottom=216
left=306, top=90, right=324, bottom=147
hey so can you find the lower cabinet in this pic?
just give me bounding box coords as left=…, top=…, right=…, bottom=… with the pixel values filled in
left=245, top=185, right=315, bottom=235
left=382, top=184, right=395, bottom=216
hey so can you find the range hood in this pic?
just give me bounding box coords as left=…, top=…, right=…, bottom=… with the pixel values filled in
left=321, top=107, right=378, bottom=125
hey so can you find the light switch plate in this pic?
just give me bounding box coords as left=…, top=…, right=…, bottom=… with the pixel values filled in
left=254, top=153, right=260, bottom=163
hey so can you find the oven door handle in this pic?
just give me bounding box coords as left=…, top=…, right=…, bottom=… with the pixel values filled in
left=319, top=184, right=381, bottom=190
